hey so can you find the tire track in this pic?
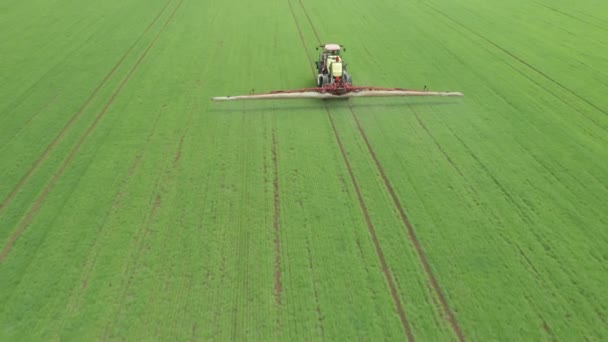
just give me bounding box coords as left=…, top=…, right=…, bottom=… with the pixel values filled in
left=190, top=324, right=197, bottom=342
left=173, top=135, right=185, bottom=165
left=305, top=237, right=325, bottom=338
left=103, top=98, right=196, bottom=340
left=230, top=111, right=253, bottom=340
left=324, top=105, right=415, bottom=340
left=287, top=0, right=315, bottom=73
left=0, top=0, right=184, bottom=263
left=287, top=1, right=415, bottom=339
left=297, top=0, right=321, bottom=46
left=61, top=105, right=165, bottom=321
left=410, top=106, right=463, bottom=178
left=413, top=10, right=608, bottom=143
left=130, top=107, right=168, bottom=176
left=532, top=1, right=608, bottom=33
left=425, top=83, right=608, bottom=322
left=9, top=93, right=63, bottom=142
left=418, top=18, right=608, bottom=194
left=439, top=116, right=608, bottom=327
left=409, top=105, right=560, bottom=336
left=0, top=92, right=63, bottom=161
left=0, top=0, right=174, bottom=215
left=348, top=105, right=465, bottom=342
left=271, top=128, right=283, bottom=306
left=102, top=193, right=162, bottom=342
left=295, top=0, right=463, bottom=338
left=523, top=293, right=557, bottom=341
left=425, top=2, right=608, bottom=118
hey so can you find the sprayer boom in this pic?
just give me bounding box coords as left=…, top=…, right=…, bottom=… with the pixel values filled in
left=212, top=86, right=463, bottom=101
left=211, top=43, right=463, bottom=101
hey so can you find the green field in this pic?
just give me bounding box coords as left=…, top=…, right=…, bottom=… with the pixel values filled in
left=1, top=0, right=607, bottom=340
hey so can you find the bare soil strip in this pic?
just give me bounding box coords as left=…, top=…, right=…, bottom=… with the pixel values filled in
left=0, top=0, right=184, bottom=263
left=287, top=1, right=414, bottom=338
left=0, top=0, right=174, bottom=215
left=271, top=129, right=283, bottom=305
left=348, top=105, right=465, bottom=342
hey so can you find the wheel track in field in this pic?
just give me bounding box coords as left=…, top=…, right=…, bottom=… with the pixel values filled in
left=430, top=105, right=608, bottom=327
left=231, top=111, right=253, bottom=340
left=0, top=15, right=101, bottom=124
left=348, top=104, right=465, bottom=342
left=424, top=11, right=608, bottom=147
left=1, top=92, right=63, bottom=150
left=102, top=194, right=163, bottom=342
left=523, top=293, right=557, bottom=341
left=82, top=105, right=166, bottom=291
left=208, top=154, right=230, bottom=340
left=0, top=91, right=62, bottom=176
left=0, top=0, right=174, bottom=216
left=190, top=324, right=198, bottom=342
left=0, top=0, right=184, bottom=263
left=409, top=104, right=562, bottom=335
left=271, top=127, right=283, bottom=306
left=424, top=2, right=608, bottom=120
left=532, top=1, right=608, bottom=33
left=419, top=9, right=608, bottom=198
left=423, top=19, right=608, bottom=195
left=103, top=96, right=197, bottom=340
left=288, top=0, right=415, bottom=339
left=324, top=103, right=416, bottom=340
left=101, top=142, right=171, bottom=339
left=294, top=0, right=465, bottom=339
left=56, top=106, right=165, bottom=329
left=304, top=237, right=325, bottom=338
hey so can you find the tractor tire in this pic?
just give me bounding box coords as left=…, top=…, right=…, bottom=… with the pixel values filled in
left=317, top=76, right=324, bottom=87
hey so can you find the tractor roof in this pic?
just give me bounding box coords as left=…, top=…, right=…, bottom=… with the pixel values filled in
left=324, top=43, right=341, bottom=51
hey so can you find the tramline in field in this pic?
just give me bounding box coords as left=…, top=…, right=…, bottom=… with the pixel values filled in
left=212, top=43, right=464, bottom=101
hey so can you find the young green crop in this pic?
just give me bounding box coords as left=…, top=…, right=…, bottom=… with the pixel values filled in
left=0, top=0, right=606, bottom=340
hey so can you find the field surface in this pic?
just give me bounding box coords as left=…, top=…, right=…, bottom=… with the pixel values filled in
left=1, top=0, right=607, bottom=340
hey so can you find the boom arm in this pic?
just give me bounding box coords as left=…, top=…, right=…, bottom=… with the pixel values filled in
left=211, top=86, right=463, bottom=101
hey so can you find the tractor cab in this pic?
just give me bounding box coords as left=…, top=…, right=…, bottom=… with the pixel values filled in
left=317, top=43, right=342, bottom=74
left=315, top=43, right=351, bottom=88
left=323, top=43, right=341, bottom=56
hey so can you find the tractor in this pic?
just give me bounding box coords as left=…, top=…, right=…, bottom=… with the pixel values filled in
left=211, top=42, right=463, bottom=101
left=315, top=43, right=352, bottom=89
